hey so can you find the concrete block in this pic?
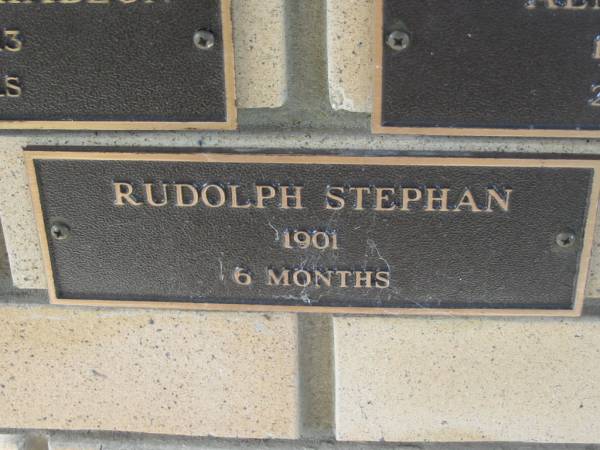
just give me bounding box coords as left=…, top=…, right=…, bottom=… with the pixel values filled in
left=232, top=0, right=287, bottom=109
left=334, top=316, right=600, bottom=443
left=585, top=205, right=600, bottom=296
left=326, top=0, right=373, bottom=112
left=48, top=435, right=420, bottom=450
left=0, top=434, right=46, bottom=450
left=48, top=435, right=418, bottom=450
left=0, top=435, right=20, bottom=450
left=0, top=305, right=299, bottom=439
left=0, top=142, right=45, bottom=289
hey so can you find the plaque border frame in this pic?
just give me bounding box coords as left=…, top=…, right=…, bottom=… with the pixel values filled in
left=372, top=0, right=600, bottom=138
left=0, top=0, right=237, bottom=131
left=25, top=150, right=600, bottom=317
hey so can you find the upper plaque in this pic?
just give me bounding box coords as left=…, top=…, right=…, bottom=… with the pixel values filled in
left=373, top=0, right=600, bottom=137
left=0, top=0, right=236, bottom=130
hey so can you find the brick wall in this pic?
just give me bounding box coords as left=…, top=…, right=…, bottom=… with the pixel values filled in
left=1, top=1, right=600, bottom=448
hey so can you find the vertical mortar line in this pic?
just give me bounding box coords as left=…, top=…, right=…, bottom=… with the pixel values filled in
left=280, top=0, right=336, bottom=439
left=297, top=314, right=335, bottom=439
left=236, top=0, right=367, bottom=130
left=331, top=313, right=337, bottom=441
left=23, top=433, right=49, bottom=450
left=283, top=0, right=330, bottom=111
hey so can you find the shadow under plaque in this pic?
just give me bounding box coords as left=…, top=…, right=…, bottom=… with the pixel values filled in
left=0, top=0, right=236, bottom=130
left=373, top=0, right=600, bottom=137
left=25, top=150, right=600, bottom=316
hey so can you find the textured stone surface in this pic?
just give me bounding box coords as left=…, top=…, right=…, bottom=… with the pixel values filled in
left=0, top=140, right=45, bottom=289
left=27, top=431, right=600, bottom=450
left=585, top=202, right=600, bottom=297
left=0, top=305, right=299, bottom=439
left=6, top=1, right=600, bottom=447
left=326, top=0, right=373, bottom=112
left=0, top=435, right=20, bottom=450
left=47, top=434, right=417, bottom=450
left=0, top=434, right=47, bottom=450
left=232, top=0, right=287, bottom=109
left=334, top=316, right=600, bottom=443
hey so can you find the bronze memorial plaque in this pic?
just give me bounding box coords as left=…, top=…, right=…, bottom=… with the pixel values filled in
left=374, top=0, right=600, bottom=137
left=26, top=150, right=600, bottom=316
left=0, top=0, right=235, bottom=130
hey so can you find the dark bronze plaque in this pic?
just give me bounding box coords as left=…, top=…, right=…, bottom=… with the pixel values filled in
left=374, top=0, right=600, bottom=137
left=26, top=151, right=600, bottom=316
left=0, top=0, right=235, bottom=130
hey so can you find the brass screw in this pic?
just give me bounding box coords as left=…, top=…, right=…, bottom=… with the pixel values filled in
left=193, top=30, right=215, bottom=50
left=556, top=231, right=576, bottom=248
left=50, top=222, right=70, bottom=241
left=387, top=30, right=411, bottom=51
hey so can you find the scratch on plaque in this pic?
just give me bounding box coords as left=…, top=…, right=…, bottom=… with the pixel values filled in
left=275, top=294, right=312, bottom=304
left=366, top=238, right=391, bottom=272
left=218, top=254, right=225, bottom=282
left=268, top=221, right=280, bottom=241
left=287, top=256, right=313, bottom=304
left=300, top=291, right=312, bottom=304
left=386, top=287, right=427, bottom=310
left=300, top=273, right=312, bottom=304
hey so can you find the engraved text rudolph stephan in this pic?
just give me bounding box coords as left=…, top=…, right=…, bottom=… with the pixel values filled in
left=113, top=181, right=512, bottom=291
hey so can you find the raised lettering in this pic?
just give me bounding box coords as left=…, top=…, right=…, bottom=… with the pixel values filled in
left=5, top=76, right=21, bottom=97
left=325, top=186, right=345, bottom=210
left=267, top=269, right=290, bottom=286
left=175, top=184, right=198, bottom=207
left=229, top=185, right=252, bottom=209
left=349, top=187, right=370, bottom=210
left=201, top=184, right=226, bottom=208
left=114, top=182, right=142, bottom=206
left=486, top=188, right=512, bottom=212
left=375, top=187, right=395, bottom=211
left=454, top=189, right=482, bottom=212
left=255, top=185, right=276, bottom=209
left=401, top=188, right=422, bottom=211
left=425, top=188, right=450, bottom=212
left=280, top=186, right=303, bottom=209
left=143, top=183, right=168, bottom=207
left=354, top=271, right=373, bottom=288
left=375, top=271, right=390, bottom=289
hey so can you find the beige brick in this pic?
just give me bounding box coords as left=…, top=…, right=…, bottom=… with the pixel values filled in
left=586, top=202, right=600, bottom=297
left=0, top=305, right=299, bottom=439
left=48, top=436, right=416, bottom=450
left=0, top=142, right=45, bottom=289
left=232, top=0, right=287, bottom=109
left=326, top=0, right=373, bottom=112
left=334, top=316, right=600, bottom=443
left=0, top=435, right=20, bottom=450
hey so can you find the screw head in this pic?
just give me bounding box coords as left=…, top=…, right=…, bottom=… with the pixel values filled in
left=193, top=30, right=215, bottom=50
left=387, top=30, right=411, bottom=51
left=50, top=222, right=70, bottom=241
left=556, top=231, right=576, bottom=248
